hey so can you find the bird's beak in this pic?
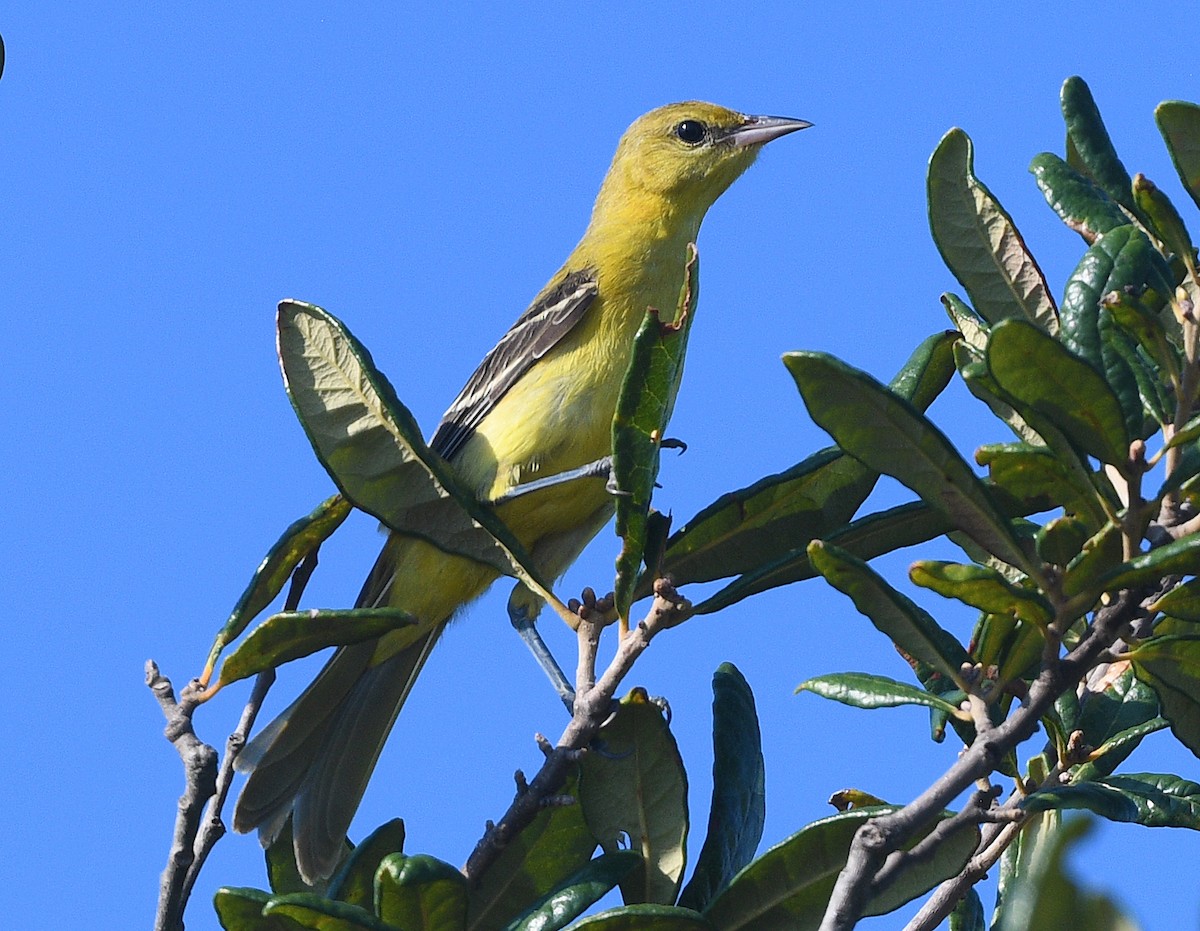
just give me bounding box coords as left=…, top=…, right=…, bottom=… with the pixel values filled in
left=725, top=115, right=813, bottom=148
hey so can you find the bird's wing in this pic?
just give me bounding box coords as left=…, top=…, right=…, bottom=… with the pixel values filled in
left=430, top=267, right=598, bottom=462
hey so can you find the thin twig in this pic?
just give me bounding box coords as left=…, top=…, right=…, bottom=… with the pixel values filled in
left=463, top=579, right=691, bottom=883
left=148, top=662, right=218, bottom=931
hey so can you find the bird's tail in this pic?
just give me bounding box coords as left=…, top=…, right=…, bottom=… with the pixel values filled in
left=233, top=625, right=442, bottom=882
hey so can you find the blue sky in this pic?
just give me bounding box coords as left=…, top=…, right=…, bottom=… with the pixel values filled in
left=4, top=4, right=1199, bottom=929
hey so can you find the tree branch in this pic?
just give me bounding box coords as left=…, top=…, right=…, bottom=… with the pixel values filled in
left=817, top=587, right=1143, bottom=931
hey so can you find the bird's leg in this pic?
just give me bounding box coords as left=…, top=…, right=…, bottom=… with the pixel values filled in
left=488, top=456, right=616, bottom=506
left=507, top=584, right=576, bottom=711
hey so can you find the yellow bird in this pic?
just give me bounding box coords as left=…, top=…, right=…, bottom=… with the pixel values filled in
left=234, top=101, right=809, bottom=882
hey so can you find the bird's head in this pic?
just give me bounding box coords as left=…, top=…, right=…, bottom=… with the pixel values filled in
left=602, top=101, right=810, bottom=215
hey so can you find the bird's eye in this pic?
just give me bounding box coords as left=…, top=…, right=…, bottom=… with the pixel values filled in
left=675, top=120, right=708, bottom=145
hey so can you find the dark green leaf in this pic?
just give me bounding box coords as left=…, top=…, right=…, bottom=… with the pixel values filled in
left=949, top=887, right=985, bottom=931
left=506, top=852, right=642, bottom=931
left=568, top=905, right=713, bottom=930
left=205, top=495, right=352, bottom=682
left=1072, top=717, right=1168, bottom=785
left=1025, top=773, right=1200, bottom=830
left=693, top=501, right=949, bottom=615
left=327, top=820, right=406, bottom=909
left=678, top=665, right=765, bottom=913
left=375, top=854, right=468, bottom=931
left=1030, top=153, right=1128, bottom=243
left=276, top=300, right=555, bottom=604
left=466, top=770, right=596, bottom=931
left=215, top=887, right=310, bottom=931
left=784, top=351, right=1028, bottom=570
left=1131, top=618, right=1200, bottom=759
left=1060, top=77, right=1138, bottom=217
left=1097, top=534, right=1200, bottom=591
left=613, top=245, right=699, bottom=620
left=1102, top=773, right=1200, bottom=828
left=797, top=672, right=966, bottom=717
left=1058, top=226, right=1175, bottom=437
left=1071, top=665, right=1161, bottom=780
left=217, top=609, right=417, bottom=688
left=986, top=318, right=1130, bottom=467
left=807, top=541, right=971, bottom=683
left=702, top=807, right=977, bottom=930
left=1036, top=515, right=1093, bottom=568
left=1156, top=100, right=1200, bottom=211
left=928, top=129, right=1057, bottom=331
left=1021, top=782, right=1139, bottom=822
left=263, top=895, right=399, bottom=930
left=909, top=559, right=1052, bottom=625
left=655, top=331, right=956, bottom=591
left=581, top=691, right=688, bottom=907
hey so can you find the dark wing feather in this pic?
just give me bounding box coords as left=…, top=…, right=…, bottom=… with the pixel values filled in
left=430, top=268, right=598, bottom=461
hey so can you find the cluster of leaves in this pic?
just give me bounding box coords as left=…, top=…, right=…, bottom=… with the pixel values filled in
left=200, top=77, right=1200, bottom=930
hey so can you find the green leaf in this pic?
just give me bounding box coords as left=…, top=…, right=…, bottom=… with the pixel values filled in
left=567, top=905, right=713, bottom=930
left=1061, top=523, right=1121, bottom=599
left=613, top=244, right=699, bottom=620
left=1072, top=718, right=1168, bottom=785
left=1097, top=534, right=1200, bottom=591
left=375, top=854, right=468, bottom=931
left=909, top=559, right=1052, bottom=625
left=215, top=887, right=310, bottom=931
left=784, top=351, right=1028, bottom=570
left=1132, top=173, right=1195, bottom=268
left=263, top=895, right=400, bottom=931
left=1131, top=618, right=1200, bottom=759
left=692, top=502, right=950, bottom=615
left=327, top=820, right=406, bottom=909
left=1070, top=664, right=1161, bottom=780
left=276, top=300, right=555, bottom=605
left=1156, top=100, right=1200, bottom=212
left=581, top=690, right=689, bottom=907
left=928, top=128, right=1057, bottom=332
left=1036, top=515, right=1094, bottom=568
left=808, top=541, right=971, bottom=683
left=1030, top=153, right=1128, bottom=243
left=216, top=609, right=417, bottom=688
left=994, top=817, right=1140, bottom=931
left=702, top=807, right=978, bottom=930
left=205, top=494, right=352, bottom=682
left=985, top=318, right=1130, bottom=467
left=949, top=887, right=985, bottom=931
left=1024, top=773, right=1200, bottom=830
left=975, top=445, right=1101, bottom=524
left=1102, top=773, right=1200, bottom=828
left=797, top=672, right=966, bottom=718
left=1021, top=782, right=1139, bottom=822
left=466, top=770, right=597, bottom=931
left=1058, top=226, right=1175, bottom=436
left=678, top=665, right=765, bottom=913
left=1060, top=77, right=1138, bottom=218
left=505, top=851, right=642, bottom=931
left=266, top=821, right=351, bottom=897
left=655, top=331, right=956, bottom=591
left=1152, top=578, right=1200, bottom=621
